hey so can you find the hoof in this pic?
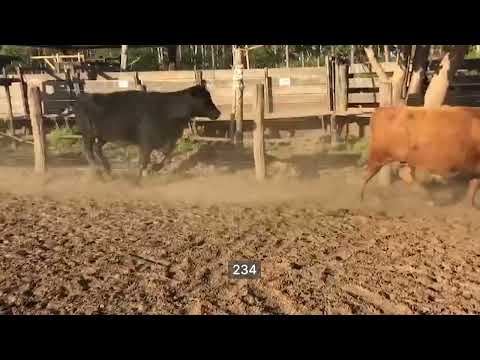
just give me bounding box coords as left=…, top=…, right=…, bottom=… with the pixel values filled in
left=101, top=172, right=114, bottom=182
left=133, top=177, right=143, bottom=187
left=87, top=168, right=105, bottom=181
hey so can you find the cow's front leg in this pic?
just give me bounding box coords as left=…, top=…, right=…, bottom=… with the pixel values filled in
left=93, top=139, right=112, bottom=175
left=137, top=145, right=153, bottom=184
left=136, top=117, right=157, bottom=184
left=83, top=136, right=104, bottom=178
left=154, top=141, right=177, bottom=172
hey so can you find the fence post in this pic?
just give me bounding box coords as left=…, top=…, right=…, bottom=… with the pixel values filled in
left=121, top=45, right=128, bottom=72
left=133, top=72, right=146, bottom=91
left=254, top=84, right=266, bottom=181
left=65, top=66, right=73, bottom=96
left=195, top=70, right=203, bottom=86
left=334, top=60, right=349, bottom=113
left=133, top=72, right=140, bottom=88
left=28, top=85, right=47, bottom=174
left=16, top=66, right=30, bottom=118
left=379, top=81, right=393, bottom=107
left=331, top=59, right=349, bottom=146
left=378, top=80, right=393, bottom=186
left=264, top=68, right=273, bottom=113
left=359, top=121, right=366, bottom=139
left=325, top=56, right=334, bottom=112
left=3, top=83, right=16, bottom=150
left=233, top=47, right=244, bottom=146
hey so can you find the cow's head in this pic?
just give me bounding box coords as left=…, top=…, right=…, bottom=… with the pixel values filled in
left=188, top=83, right=221, bottom=120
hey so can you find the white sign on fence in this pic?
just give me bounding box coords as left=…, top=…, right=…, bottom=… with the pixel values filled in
left=118, top=80, right=129, bottom=88
left=45, top=85, right=55, bottom=95
left=279, top=78, right=291, bottom=87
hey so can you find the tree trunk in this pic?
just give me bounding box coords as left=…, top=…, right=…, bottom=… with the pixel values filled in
left=120, top=45, right=128, bottom=71
left=285, top=45, right=289, bottom=68
left=167, top=45, right=177, bottom=71
left=424, top=45, right=469, bottom=108
left=350, top=45, right=355, bottom=64
left=364, top=46, right=389, bottom=82
left=384, top=45, right=389, bottom=62
left=157, top=47, right=163, bottom=70
left=194, top=45, right=198, bottom=69
left=211, top=45, right=216, bottom=69
left=221, top=45, right=225, bottom=67
left=391, top=67, right=407, bottom=105
left=407, top=45, right=431, bottom=104
left=393, top=46, right=413, bottom=105
left=365, top=45, right=412, bottom=105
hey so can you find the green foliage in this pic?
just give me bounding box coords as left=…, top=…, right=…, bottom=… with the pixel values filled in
left=48, top=127, right=81, bottom=153
left=175, top=137, right=199, bottom=154
left=250, top=46, right=284, bottom=69
left=351, top=137, right=370, bottom=165
left=127, top=47, right=160, bottom=71
left=466, top=45, right=480, bottom=59
left=0, top=45, right=30, bottom=61
left=7, top=44, right=476, bottom=72
left=0, top=46, right=31, bottom=72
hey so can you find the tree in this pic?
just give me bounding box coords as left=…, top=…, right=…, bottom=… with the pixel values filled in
left=364, top=45, right=412, bottom=105
left=364, top=45, right=469, bottom=107
left=407, top=45, right=431, bottom=104
left=166, top=45, right=177, bottom=70
left=0, top=45, right=32, bottom=65
left=423, top=45, right=469, bottom=108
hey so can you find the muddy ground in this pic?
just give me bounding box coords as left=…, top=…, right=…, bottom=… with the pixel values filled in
left=0, top=134, right=479, bottom=315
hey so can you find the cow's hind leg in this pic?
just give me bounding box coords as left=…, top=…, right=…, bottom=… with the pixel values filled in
left=93, top=139, right=112, bottom=175
left=361, top=163, right=385, bottom=201
left=467, top=178, right=480, bottom=208
left=83, top=137, right=103, bottom=177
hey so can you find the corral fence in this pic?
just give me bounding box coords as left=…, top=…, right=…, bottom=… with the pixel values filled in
left=3, top=58, right=480, bottom=125
left=2, top=57, right=480, bottom=178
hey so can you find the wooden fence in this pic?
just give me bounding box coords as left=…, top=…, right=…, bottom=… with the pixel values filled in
left=1, top=67, right=328, bottom=120
left=3, top=58, right=480, bottom=123
left=0, top=83, right=25, bottom=118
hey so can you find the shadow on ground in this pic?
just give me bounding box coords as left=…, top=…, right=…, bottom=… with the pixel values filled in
left=283, top=152, right=361, bottom=179
left=422, top=176, right=473, bottom=207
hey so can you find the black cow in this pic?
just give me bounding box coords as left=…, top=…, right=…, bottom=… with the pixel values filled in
left=74, top=84, right=221, bottom=181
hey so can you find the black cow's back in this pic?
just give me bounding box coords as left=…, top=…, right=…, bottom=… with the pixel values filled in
left=75, top=90, right=193, bottom=145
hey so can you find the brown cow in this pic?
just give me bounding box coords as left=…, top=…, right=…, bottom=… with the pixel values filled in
left=361, top=106, right=480, bottom=207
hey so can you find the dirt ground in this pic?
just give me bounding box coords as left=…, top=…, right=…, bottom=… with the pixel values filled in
left=0, top=136, right=479, bottom=315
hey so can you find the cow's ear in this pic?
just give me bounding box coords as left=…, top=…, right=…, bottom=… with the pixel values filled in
left=189, top=84, right=208, bottom=97
left=189, top=86, right=201, bottom=97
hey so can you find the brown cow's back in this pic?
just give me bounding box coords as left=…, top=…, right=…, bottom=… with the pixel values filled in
left=368, top=106, right=480, bottom=176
